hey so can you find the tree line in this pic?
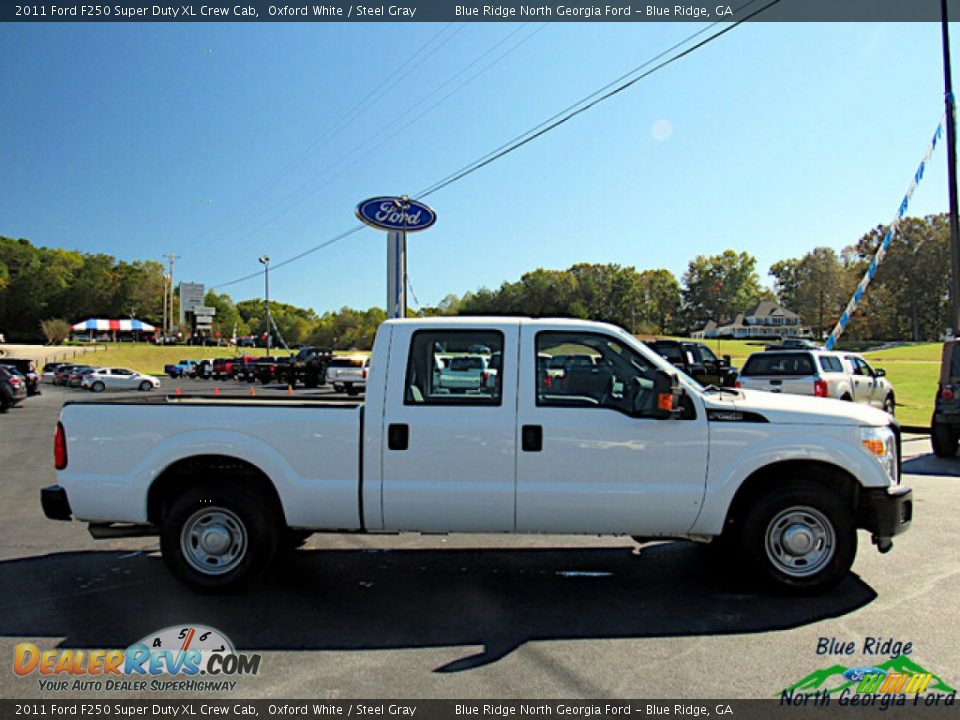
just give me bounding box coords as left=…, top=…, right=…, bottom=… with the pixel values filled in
left=0, top=213, right=952, bottom=347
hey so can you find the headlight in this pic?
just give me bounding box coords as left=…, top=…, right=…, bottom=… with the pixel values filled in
left=861, top=426, right=897, bottom=482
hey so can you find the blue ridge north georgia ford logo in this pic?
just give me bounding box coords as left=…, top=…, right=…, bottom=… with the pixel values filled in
left=356, top=196, right=436, bottom=232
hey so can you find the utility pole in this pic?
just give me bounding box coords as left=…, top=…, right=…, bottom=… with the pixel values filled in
left=259, top=255, right=271, bottom=354
left=163, top=253, right=179, bottom=337
left=942, top=0, right=960, bottom=334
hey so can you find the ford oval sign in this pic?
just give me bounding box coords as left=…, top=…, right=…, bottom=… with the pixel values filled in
left=356, top=196, right=437, bottom=233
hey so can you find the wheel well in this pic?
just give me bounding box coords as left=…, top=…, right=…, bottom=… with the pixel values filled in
left=722, top=460, right=859, bottom=535
left=147, top=455, right=285, bottom=526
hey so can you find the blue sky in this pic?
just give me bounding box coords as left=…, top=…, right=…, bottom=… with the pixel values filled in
left=0, top=21, right=957, bottom=314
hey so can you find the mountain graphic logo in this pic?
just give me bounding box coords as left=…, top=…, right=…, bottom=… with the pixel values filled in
left=781, top=655, right=956, bottom=696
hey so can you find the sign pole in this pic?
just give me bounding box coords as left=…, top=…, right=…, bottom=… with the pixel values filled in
left=942, top=0, right=960, bottom=334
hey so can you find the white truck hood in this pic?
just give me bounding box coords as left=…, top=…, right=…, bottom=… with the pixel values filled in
left=706, top=388, right=892, bottom=427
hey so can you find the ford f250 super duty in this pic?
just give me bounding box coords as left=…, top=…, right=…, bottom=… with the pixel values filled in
left=41, top=318, right=912, bottom=594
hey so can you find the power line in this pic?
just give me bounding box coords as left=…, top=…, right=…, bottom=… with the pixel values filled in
left=201, top=23, right=545, bottom=262
left=211, top=2, right=778, bottom=291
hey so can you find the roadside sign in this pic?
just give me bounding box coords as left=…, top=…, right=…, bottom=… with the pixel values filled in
left=356, top=196, right=436, bottom=232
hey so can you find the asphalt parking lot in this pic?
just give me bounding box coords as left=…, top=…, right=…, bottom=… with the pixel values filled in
left=1, top=380, right=958, bottom=699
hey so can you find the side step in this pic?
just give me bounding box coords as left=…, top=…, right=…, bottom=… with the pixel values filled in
left=88, top=523, right=159, bottom=539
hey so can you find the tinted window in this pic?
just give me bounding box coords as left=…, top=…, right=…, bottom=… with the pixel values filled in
left=818, top=356, right=843, bottom=373
left=329, top=358, right=366, bottom=368
left=536, top=331, right=658, bottom=416
left=405, top=330, right=503, bottom=405
left=653, top=343, right=686, bottom=363
left=742, top=353, right=815, bottom=376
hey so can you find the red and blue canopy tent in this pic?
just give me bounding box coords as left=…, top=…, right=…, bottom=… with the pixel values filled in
left=71, top=319, right=156, bottom=333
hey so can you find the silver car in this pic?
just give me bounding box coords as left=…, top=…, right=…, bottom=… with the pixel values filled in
left=81, top=367, right=161, bottom=393
left=738, top=349, right=895, bottom=415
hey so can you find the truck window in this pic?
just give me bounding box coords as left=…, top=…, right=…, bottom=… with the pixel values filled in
left=741, top=353, right=815, bottom=376
left=405, top=330, right=504, bottom=405
left=818, top=356, right=843, bottom=373
left=536, top=331, right=657, bottom=415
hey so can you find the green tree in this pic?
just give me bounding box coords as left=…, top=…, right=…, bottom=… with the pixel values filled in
left=681, top=250, right=764, bottom=328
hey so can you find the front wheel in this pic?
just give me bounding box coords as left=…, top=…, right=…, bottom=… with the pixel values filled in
left=931, top=421, right=959, bottom=458
left=139, top=381, right=153, bottom=392
left=91, top=381, right=105, bottom=393
left=739, top=485, right=856, bottom=594
left=160, top=483, right=280, bottom=593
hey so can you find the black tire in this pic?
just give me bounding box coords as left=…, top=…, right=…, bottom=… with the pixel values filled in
left=883, top=394, right=895, bottom=416
left=931, top=421, right=959, bottom=458
left=345, top=385, right=359, bottom=397
left=91, top=381, right=105, bottom=393
left=739, top=484, right=856, bottom=594
left=139, top=381, right=153, bottom=392
left=160, top=481, right=281, bottom=593
left=840, top=394, right=852, bottom=402
left=305, top=369, right=319, bottom=389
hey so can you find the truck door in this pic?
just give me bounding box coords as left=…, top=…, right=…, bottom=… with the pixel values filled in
left=844, top=355, right=872, bottom=402
left=516, top=326, right=708, bottom=534
left=380, top=323, right=519, bottom=532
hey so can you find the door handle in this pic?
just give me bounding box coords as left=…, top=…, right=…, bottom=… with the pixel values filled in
left=522, top=424, right=543, bottom=452
left=388, top=424, right=409, bottom=451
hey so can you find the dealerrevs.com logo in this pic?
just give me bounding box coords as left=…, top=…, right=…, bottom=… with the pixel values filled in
left=13, top=624, right=261, bottom=692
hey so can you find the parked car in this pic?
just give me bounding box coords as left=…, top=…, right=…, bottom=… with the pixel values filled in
left=765, top=338, right=821, bottom=351
left=738, top=350, right=895, bottom=414
left=645, top=340, right=738, bottom=388
left=68, top=367, right=99, bottom=388
left=436, top=354, right=488, bottom=392
left=41, top=362, right=67, bottom=384
left=0, top=366, right=27, bottom=412
left=164, top=360, right=198, bottom=379
left=326, top=356, right=370, bottom=395
left=931, top=340, right=960, bottom=457
left=81, top=367, right=161, bottom=393
left=53, top=365, right=83, bottom=386
left=0, top=358, right=41, bottom=395
left=44, top=317, right=911, bottom=594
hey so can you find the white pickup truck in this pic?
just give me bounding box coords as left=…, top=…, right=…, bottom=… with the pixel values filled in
left=42, top=317, right=911, bottom=594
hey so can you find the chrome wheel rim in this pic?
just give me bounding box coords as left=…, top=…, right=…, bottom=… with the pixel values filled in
left=181, top=507, right=247, bottom=575
left=764, top=506, right=835, bottom=577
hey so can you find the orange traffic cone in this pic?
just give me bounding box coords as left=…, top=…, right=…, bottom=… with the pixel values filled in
left=249, top=386, right=256, bottom=397
left=213, top=386, right=220, bottom=397
left=287, top=385, right=294, bottom=396
left=175, top=387, right=181, bottom=397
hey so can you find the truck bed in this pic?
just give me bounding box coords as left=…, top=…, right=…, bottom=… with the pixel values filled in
left=58, top=395, right=365, bottom=530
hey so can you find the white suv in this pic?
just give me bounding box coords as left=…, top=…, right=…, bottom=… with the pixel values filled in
left=739, top=349, right=895, bottom=415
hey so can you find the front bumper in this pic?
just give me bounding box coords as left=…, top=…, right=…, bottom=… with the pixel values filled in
left=858, top=485, right=912, bottom=551
left=41, top=485, right=72, bottom=521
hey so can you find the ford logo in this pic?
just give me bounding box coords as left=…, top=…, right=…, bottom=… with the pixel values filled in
left=356, top=196, right=437, bottom=233
left=843, top=666, right=885, bottom=682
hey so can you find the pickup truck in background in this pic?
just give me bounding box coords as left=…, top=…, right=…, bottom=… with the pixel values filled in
left=43, top=317, right=911, bottom=595
left=326, top=356, right=369, bottom=395
left=738, top=350, right=896, bottom=415
left=164, top=360, right=197, bottom=379
left=645, top=340, right=738, bottom=388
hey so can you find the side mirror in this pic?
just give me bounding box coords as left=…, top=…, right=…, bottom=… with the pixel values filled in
left=722, top=354, right=732, bottom=366
left=648, top=370, right=682, bottom=419
left=874, top=368, right=886, bottom=378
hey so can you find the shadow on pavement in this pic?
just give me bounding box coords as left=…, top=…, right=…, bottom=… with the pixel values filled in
left=903, top=453, right=960, bottom=477
left=0, top=543, right=876, bottom=672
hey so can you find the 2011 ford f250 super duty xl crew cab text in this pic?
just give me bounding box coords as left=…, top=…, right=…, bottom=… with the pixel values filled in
left=41, top=318, right=912, bottom=594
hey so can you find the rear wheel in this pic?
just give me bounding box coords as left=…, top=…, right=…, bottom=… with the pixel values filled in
left=883, top=394, right=895, bottom=416
left=139, top=380, right=153, bottom=392
left=160, top=482, right=280, bottom=593
left=91, top=381, right=105, bottom=393
left=739, top=484, right=856, bottom=594
left=931, top=421, right=959, bottom=458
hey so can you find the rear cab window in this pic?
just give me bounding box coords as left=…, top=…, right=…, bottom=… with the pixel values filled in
left=742, top=353, right=815, bottom=376
left=405, top=330, right=503, bottom=405
left=818, top=355, right=844, bottom=373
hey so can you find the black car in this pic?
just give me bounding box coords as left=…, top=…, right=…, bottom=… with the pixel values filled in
left=765, top=337, right=821, bottom=351
left=0, top=366, right=28, bottom=412
left=0, top=358, right=41, bottom=395
left=645, top=340, right=739, bottom=388
left=932, top=340, right=960, bottom=457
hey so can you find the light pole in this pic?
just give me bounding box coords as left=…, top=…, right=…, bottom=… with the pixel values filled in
left=943, top=0, right=960, bottom=334
left=259, top=255, right=271, bottom=354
